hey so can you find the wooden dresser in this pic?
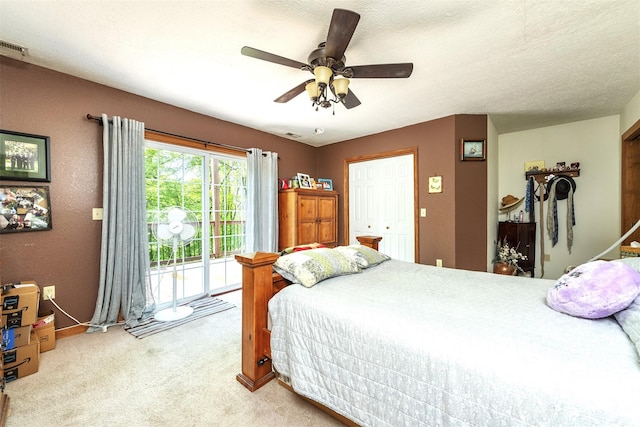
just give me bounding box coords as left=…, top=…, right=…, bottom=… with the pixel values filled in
left=278, top=188, right=338, bottom=251
left=498, top=221, right=536, bottom=277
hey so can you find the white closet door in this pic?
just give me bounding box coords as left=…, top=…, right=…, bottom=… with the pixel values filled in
left=349, top=154, right=415, bottom=262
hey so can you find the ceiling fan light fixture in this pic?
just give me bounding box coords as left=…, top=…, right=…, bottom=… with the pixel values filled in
left=305, top=81, right=319, bottom=101
left=313, top=66, right=332, bottom=87
left=333, top=78, right=350, bottom=97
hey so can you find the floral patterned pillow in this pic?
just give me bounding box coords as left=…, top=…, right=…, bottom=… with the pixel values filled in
left=273, top=247, right=361, bottom=288
left=334, top=244, right=391, bottom=268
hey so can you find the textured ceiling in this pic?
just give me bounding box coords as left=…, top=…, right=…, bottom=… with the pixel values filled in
left=1, top=0, right=638, bottom=147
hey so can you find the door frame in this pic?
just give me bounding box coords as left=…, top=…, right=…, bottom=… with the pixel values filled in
left=343, top=147, right=419, bottom=259
left=622, top=118, right=640, bottom=244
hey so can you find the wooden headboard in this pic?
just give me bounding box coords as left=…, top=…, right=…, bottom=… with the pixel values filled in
left=234, top=236, right=382, bottom=391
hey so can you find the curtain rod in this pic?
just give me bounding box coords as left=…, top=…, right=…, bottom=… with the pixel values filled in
left=86, top=114, right=252, bottom=154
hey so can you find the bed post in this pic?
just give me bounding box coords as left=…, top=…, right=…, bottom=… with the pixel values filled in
left=234, top=252, right=280, bottom=391
left=356, top=235, right=382, bottom=250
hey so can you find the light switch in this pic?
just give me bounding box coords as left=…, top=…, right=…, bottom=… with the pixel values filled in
left=420, top=208, right=426, bottom=217
left=92, top=208, right=103, bottom=220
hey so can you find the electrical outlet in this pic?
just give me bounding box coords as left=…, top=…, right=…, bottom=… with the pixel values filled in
left=436, top=259, right=443, bottom=267
left=544, top=254, right=551, bottom=262
left=43, top=285, right=55, bottom=300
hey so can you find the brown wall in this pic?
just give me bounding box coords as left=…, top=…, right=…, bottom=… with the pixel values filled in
left=0, top=57, right=315, bottom=328
left=318, top=114, right=488, bottom=270
left=1, top=56, right=487, bottom=329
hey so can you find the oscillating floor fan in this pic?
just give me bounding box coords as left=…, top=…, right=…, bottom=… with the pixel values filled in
left=153, top=207, right=199, bottom=322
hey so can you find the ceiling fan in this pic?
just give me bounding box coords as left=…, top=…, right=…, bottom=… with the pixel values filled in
left=241, top=8, right=413, bottom=111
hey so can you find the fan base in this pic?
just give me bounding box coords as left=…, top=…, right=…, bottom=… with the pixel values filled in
left=154, top=305, right=194, bottom=322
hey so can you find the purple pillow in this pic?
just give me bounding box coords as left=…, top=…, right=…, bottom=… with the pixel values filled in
left=547, top=260, right=640, bottom=319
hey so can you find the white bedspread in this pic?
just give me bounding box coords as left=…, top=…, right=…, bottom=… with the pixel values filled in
left=269, top=260, right=640, bottom=427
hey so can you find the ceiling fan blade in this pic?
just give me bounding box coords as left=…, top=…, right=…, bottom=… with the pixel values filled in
left=348, top=63, right=414, bottom=78
left=241, top=46, right=308, bottom=70
left=341, top=89, right=361, bottom=109
left=324, top=9, right=360, bottom=62
left=274, top=80, right=312, bottom=103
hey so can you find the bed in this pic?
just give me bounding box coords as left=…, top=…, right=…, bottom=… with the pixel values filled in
left=235, top=237, right=640, bottom=426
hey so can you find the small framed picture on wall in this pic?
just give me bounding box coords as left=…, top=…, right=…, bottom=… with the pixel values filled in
left=460, top=139, right=486, bottom=161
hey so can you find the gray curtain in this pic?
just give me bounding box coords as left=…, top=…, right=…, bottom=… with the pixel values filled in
left=87, top=114, right=153, bottom=332
left=246, top=148, right=278, bottom=252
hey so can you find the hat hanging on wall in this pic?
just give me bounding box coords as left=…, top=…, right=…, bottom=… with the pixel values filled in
left=499, top=194, right=524, bottom=212
left=547, top=175, right=577, bottom=200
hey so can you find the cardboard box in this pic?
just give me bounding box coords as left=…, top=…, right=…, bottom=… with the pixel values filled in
left=3, top=331, right=39, bottom=382
left=1, top=325, right=31, bottom=350
left=33, top=311, right=55, bottom=352
left=1, top=282, right=40, bottom=328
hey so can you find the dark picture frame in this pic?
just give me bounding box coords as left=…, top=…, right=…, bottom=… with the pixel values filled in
left=317, top=178, right=333, bottom=190
left=0, top=185, right=52, bottom=233
left=460, top=139, right=486, bottom=161
left=0, top=129, right=51, bottom=182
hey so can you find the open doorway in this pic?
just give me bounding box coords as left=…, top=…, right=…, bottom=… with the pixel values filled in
left=622, top=119, right=640, bottom=244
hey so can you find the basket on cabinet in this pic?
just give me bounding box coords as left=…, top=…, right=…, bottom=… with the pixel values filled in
left=620, top=245, right=640, bottom=258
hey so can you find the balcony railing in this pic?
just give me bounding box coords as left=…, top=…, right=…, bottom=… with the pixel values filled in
left=148, top=220, right=245, bottom=266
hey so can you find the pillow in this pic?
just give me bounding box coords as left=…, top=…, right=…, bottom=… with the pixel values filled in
left=612, top=256, right=640, bottom=273
left=273, top=247, right=360, bottom=288
left=547, top=260, right=640, bottom=319
left=334, top=244, right=391, bottom=268
left=614, top=295, right=640, bottom=357
left=279, top=242, right=326, bottom=255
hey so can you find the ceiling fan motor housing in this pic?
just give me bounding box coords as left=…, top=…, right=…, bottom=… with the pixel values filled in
left=308, top=42, right=346, bottom=73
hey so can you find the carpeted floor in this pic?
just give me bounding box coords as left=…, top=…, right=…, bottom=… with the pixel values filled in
left=125, top=297, right=235, bottom=339
left=4, top=291, right=342, bottom=426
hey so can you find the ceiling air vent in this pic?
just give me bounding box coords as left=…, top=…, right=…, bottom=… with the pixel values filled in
left=0, top=40, right=29, bottom=58
left=285, top=132, right=302, bottom=139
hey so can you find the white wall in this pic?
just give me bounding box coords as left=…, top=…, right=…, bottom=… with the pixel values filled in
left=621, top=90, right=640, bottom=134
left=498, top=116, right=621, bottom=279
left=486, top=116, right=499, bottom=271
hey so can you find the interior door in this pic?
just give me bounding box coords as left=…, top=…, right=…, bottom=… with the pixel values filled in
left=348, top=154, right=415, bottom=261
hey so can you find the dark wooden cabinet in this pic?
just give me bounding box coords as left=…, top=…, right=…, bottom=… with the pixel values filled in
left=498, top=221, right=536, bottom=277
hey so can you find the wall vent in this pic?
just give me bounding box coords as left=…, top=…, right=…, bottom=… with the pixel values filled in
left=0, top=40, right=28, bottom=57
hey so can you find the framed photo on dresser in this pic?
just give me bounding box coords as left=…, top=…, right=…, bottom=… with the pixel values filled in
left=317, top=178, right=333, bottom=190
left=297, top=173, right=312, bottom=189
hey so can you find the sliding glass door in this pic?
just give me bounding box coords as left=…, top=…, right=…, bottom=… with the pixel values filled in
left=145, top=141, right=246, bottom=308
